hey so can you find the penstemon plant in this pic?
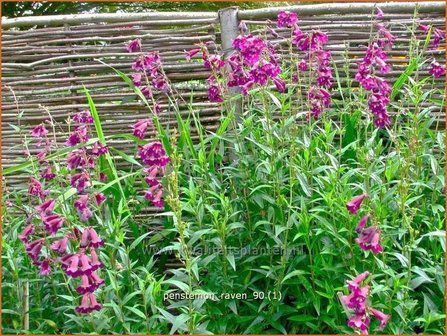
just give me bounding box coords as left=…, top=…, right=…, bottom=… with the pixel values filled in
left=3, top=6, right=445, bottom=335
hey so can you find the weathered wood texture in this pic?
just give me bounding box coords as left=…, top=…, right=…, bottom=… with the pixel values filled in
left=2, top=2, right=445, bottom=197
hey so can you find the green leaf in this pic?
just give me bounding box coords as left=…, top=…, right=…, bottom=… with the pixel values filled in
left=125, top=306, right=147, bottom=319
left=129, top=231, right=152, bottom=251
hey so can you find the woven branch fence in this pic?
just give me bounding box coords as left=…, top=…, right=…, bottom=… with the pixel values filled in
left=2, top=2, right=445, bottom=216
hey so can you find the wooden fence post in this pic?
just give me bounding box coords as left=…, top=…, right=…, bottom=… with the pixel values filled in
left=218, top=7, right=243, bottom=163
left=218, top=6, right=243, bottom=122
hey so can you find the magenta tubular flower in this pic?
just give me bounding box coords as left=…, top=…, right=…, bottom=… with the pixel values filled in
left=39, top=259, right=51, bottom=276
left=131, top=119, right=152, bottom=139
left=241, top=80, right=255, bottom=96
left=80, top=228, right=104, bottom=249
left=67, top=149, right=85, bottom=170
left=207, top=77, right=223, bottom=102
left=26, top=238, right=44, bottom=262
left=99, top=172, right=108, bottom=183
left=70, top=171, right=90, bottom=193
left=347, top=271, right=370, bottom=291
left=431, top=28, right=445, bottom=49
left=65, top=125, right=88, bottom=147
left=19, top=224, right=35, bottom=243
left=185, top=48, right=200, bottom=61
left=342, top=272, right=388, bottom=334
left=369, top=307, right=390, bottom=329
left=429, top=61, right=446, bottom=77
left=73, top=110, right=93, bottom=124
left=145, top=166, right=163, bottom=186
left=94, top=192, right=106, bottom=206
left=277, top=10, right=298, bottom=28
left=31, top=124, right=48, bottom=138
left=419, top=24, right=430, bottom=33
left=79, top=252, right=93, bottom=275
left=89, top=248, right=103, bottom=271
left=76, top=272, right=104, bottom=294
left=341, top=286, right=369, bottom=312
left=346, top=193, right=367, bottom=215
left=36, top=151, right=47, bottom=163
left=204, top=54, right=225, bottom=71
left=152, top=75, right=171, bottom=93
left=376, top=7, right=384, bottom=19
left=144, top=184, right=164, bottom=208
left=273, top=77, right=286, bottom=92
left=356, top=34, right=392, bottom=127
left=355, top=226, right=383, bottom=254
left=140, top=86, right=153, bottom=98
left=138, top=141, right=170, bottom=167
left=232, top=34, right=266, bottom=65
left=370, top=229, right=384, bottom=253
left=131, top=73, right=142, bottom=86
left=77, top=275, right=93, bottom=294
left=28, top=177, right=44, bottom=198
left=153, top=102, right=162, bottom=114
left=292, top=28, right=309, bottom=51
left=298, top=59, right=308, bottom=71
left=75, top=292, right=102, bottom=314
left=40, top=166, right=56, bottom=181
left=348, top=314, right=371, bottom=334
left=64, top=253, right=90, bottom=277
left=36, top=199, right=56, bottom=215
left=74, top=195, right=93, bottom=222
left=355, top=215, right=370, bottom=233
left=51, top=236, right=69, bottom=254
left=90, top=142, right=108, bottom=156
left=126, top=38, right=141, bottom=53
left=308, top=87, right=331, bottom=118
left=42, top=214, right=64, bottom=236
left=377, top=23, right=396, bottom=47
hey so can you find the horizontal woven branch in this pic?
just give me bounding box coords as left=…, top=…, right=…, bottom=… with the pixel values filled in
left=238, top=1, right=445, bottom=19
left=2, top=12, right=218, bottom=28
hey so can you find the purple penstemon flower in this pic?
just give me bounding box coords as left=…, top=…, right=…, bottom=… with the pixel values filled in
left=75, top=292, right=102, bottom=314
left=346, top=193, right=367, bottom=215
left=144, top=183, right=164, bottom=208
left=25, top=238, right=44, bottom=263
left=277, top=10, right=298, bottom=28
left=31, top=124, right=48, bottom=138
left=131, top=119, right=153, bottom=139
left=341, top=272, right=390, bottom=334
left=94, top=192, right=106, bottom=206
left=355, top=14, right=394, bottom=128
left=19, top=224, right=35, bottom=243
left=355, top=226, right=384, bottom=253
left=40, top=166, right=56, bottom=181
left=138, top=141, right=170, bottom=167
left=429, top=60, right=446, bottom=77
left=42, top=214, right=64, bottom=236
left=185, top=48, right=201, bottom=61
left=36, top=199, right=56, bottom=215
left=74, top=195, right=93, bottom=222
left=233, top=34, right=266, bottom=65
left=28, top=177, right=47, bottom=198
left=65, top=125, right=88, bottom=147
left=39, top=259, right=51, bottom=276
left=126, top=38, right=141, bottom=53
left=207, top=76, right=224, bottom=102
left=80, top=227, right=104, bottom=249
left=50, top=236, right=69, bottom=254
left=70, top=171, right=90, bottom=193
left=72, top=110, right=94, bottom=124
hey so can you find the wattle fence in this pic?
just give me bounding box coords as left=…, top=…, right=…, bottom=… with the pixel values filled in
left=2, top=2, right=445, bottom=198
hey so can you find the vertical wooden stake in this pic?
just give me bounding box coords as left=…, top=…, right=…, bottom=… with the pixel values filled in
left=218, top=7, right=243, bottom=161
left=23, top=280, right=29, bottom=332
left=218, top=7, right=242, bottom=121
